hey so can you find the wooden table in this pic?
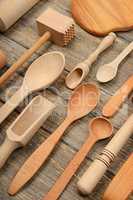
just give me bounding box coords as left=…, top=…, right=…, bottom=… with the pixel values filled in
left=0, top=0, right=132, bottom=200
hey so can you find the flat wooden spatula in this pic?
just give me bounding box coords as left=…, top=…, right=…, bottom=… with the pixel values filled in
left=72, top=0, right=133, bottom=36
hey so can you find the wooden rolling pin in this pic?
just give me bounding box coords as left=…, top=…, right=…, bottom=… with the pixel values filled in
left=0, top=0, right=41, bottom=32
left=0, top=50, right=6, bottom=69
left=103, top=153, right=133, bottom=200
left=77, top=114, right=133, bottom=195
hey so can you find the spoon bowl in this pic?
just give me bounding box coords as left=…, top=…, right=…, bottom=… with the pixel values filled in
left=68, top=83, right=100, bottom=120
left=23, top=51, right=65, bottom=91
left=96, top=63, right=118, bottom=83
left=89, top=117, right=113, bottom=140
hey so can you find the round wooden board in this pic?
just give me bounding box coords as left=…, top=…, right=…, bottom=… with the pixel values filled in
left=72, top=0, right=133, bottom=36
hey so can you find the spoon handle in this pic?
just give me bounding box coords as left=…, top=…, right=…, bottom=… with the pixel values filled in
left=8, top=117, right=72, bottom=195
left=77, top=114, right=133, bottom=195
left=42, top=135, right=96, bottom=200
left=113, top=41, right=133, bottom=66
left=102, top=75, right=133, bottom=117
left=0, top=87, right=28, bottom=124
left=0, top=137, right=19, bottom=169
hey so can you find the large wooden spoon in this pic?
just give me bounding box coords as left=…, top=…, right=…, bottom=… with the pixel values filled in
left=41, top=117, right=113, bottom=200
left=8, top=83, right=100, bottom=195
left=0, top=51, right=65, bottom=124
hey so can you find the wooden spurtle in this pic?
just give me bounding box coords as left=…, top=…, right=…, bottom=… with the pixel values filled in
left=103, top=153, right=133, bottom=200
left=42, top=117, right=113, bottom=200
left=0, top=51, right=65, bottom=124
left=72, top=0, right=133, bottom=36
left=65, top=33, right=116, bottom=89
left=96, top=41, right=133, bottom=83
left=0, top=96, right=55, bottom=169
left=8, top=83, right=100, bottom=195
left=0, top=8, right=74, bottom=86
left=77, top=114, right=133, bottom=195
left=103, top=75, right=133, bottom=117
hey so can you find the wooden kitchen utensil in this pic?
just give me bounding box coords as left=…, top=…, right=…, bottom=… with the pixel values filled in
left=103, top=75, right=133, bottom=117
left=0, top=95, right=55, bottom=169
left=8, top=83, right=100, bottom=195
left=42, top=117, right=113, bottom=200
left=0, top=51, right=65, bottom=124
left=72, top=0, right=133, bottom=36
left=96, top=41, right=133, bottom=83
left=65, top=32, right=116, bottom=89
left=77, top=114, right=133, bottom=195
left=0, top=49, right=6, bottom=69
left=0, top=0, right=41, bottom=32
left=103, top=153, right=133, bottom=200
left=0, top=8, right=74, bottom=86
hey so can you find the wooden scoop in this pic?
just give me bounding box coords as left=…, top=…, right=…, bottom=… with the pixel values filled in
left=42, top=117, right=112, bottom=200
left=8, top=83, right=100, bottom=195
left=103, top=153, right=133, bottom=200
left=103, top=75, right=133, bottom=117
left=65, top=33, right=116, bottom=89
left=0, top=95, right=55, bottom=169
left=0, top=51, right=65, bottom=124
left=77, top=114, right=133, bottom=195
left=96, top=41, right=133, bottom=83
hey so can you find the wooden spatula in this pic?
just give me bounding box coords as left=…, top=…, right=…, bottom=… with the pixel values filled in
left=72, top=0, right=133, bottom=36
left=103, top=153, right=133, bottom=200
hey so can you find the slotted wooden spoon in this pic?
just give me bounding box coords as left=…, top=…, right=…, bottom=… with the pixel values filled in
left=0, top=51, right=65, bottom=124
left=8, top=83, right=100, bottom=195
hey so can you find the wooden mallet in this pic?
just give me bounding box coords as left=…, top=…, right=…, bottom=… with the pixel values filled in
left=0, top=8, right=75, bottom=86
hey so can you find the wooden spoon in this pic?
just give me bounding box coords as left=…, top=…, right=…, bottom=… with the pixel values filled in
left=41, top=117, right=113, bottom=200
left=0, top=49, right=6, bottom=69
left=8, top=83, right=100, bottom=195
left=0, top=96, right=55, bottom=169
left=96, top=41, right=133, bottom=83
left=0, top=51, right=65, bottom=124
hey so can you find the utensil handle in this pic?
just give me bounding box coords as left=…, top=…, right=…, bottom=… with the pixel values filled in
left=0, top=87, right=28, bottom=124
left=0, top=137, right=19, bottom=169
left=77, top=114, right=133, bottom=195
left=102, top=75, right=133, bottom=117
left=0, top=31, right=51, bottom=86
left=8, top=117, right=72, bottom=195
left=103, top=153, right=133, bottom=200
left=43, top=135, right=96, bottom=200
left=113, top=41, right=133, bottom=66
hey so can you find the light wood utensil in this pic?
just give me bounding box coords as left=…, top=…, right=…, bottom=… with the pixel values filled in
left=0, top=8, right=74, bottom=86
left=65, top=33, right=116, bottom=89
left=0, top=49, right=6, bottom=69
left=0, top=95, right=55, bottom=169
left=103, top=75, right=133, bottom=117
left=8, top=83, right=100, bottom=195
left=0, top=0, right=41, bottom=32
left=0, top=51, right=65, bottom=124
left=96, top=41, right=133, bottom=83
left=77, top=114, right=133, bottom=195
left=72, top=0, right=133, bottom=36
left=42, top=117, right=113, bottom=200
left=103, top=153, right=133, bottom=200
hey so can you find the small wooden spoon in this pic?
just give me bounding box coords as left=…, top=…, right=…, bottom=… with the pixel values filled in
left=96, top=41, right=133, bottom=83
left=0, top=51, right=65, bottom=124
left=0, top=49, right=6, bottom=69
left=8, top=83, right=100, bottom=195
left=42, top=117, right=113, bottom=200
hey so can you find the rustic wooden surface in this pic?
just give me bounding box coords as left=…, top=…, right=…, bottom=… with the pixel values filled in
left=0, top=0, right=132, bottom=200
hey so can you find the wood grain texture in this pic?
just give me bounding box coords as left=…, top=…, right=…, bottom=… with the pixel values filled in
left=72, top=0, right=133, bottom=36
left=0, top=0, right=132, bottom=199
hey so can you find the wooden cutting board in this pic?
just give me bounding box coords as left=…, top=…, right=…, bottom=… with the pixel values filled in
left=72, top=0, right=133, bottom=36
